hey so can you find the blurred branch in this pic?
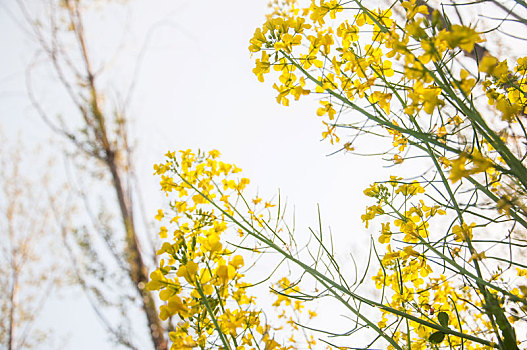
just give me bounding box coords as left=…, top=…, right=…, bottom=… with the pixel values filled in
left=17, top=0, right=168, bottom=348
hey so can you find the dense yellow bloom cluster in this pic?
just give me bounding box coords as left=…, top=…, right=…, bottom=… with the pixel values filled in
left=249, top=0, right=527, bottom=186
left=249, top=0, right=483, bottom=112
left=362, top=178, right=527, bottom=349
left=480, top=56, right=527, bottom=122
left=150, top=150, right=318, bottom=349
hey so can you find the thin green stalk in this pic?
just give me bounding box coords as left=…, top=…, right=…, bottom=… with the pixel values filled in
left=195, top=280, right=233, bottom=350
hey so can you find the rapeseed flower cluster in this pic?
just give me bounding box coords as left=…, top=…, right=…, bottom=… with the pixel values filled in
left=150, top=150, right=318, bottom=349
left=249, top=0, right=527, bottom=187
left=362, top=178, right=527, bottom=349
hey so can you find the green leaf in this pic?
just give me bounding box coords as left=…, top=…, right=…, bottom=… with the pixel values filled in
left=438, top=311, right=450, bottom=327
left=429, top=331, right=445, bottom=344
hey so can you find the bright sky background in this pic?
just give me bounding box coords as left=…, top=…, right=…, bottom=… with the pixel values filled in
left=0, top=0, right=391, bottom=348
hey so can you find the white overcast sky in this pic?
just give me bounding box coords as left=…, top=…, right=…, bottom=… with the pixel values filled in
left=0, top=0, right=390, bottom=348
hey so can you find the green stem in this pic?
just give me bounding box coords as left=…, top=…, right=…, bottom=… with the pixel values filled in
left=195, top=281, right=232, bottom=350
